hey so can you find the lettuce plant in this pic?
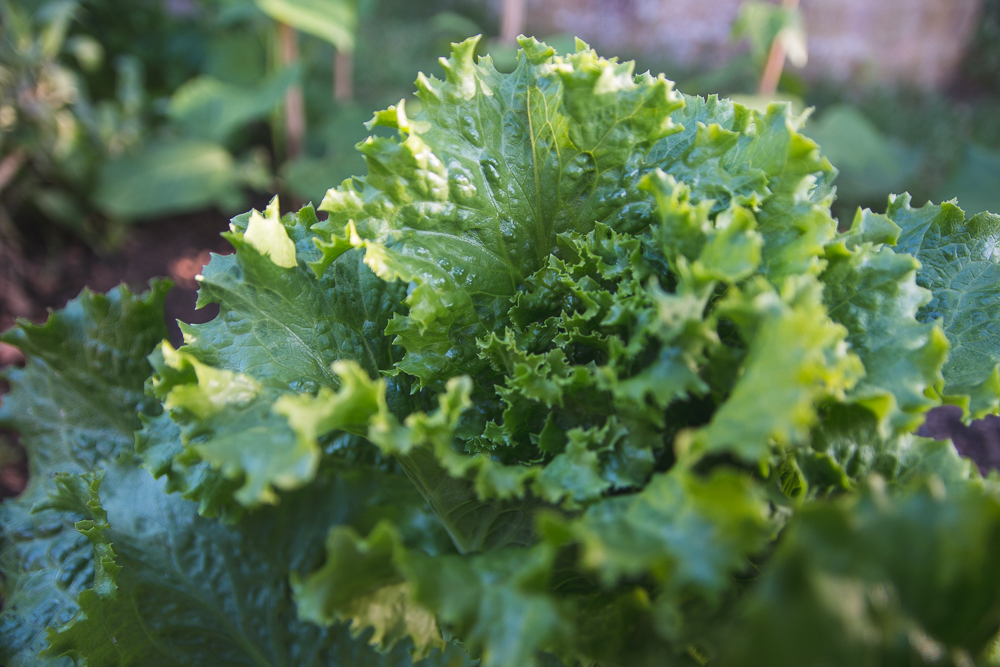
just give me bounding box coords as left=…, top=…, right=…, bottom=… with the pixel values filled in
left=5, top=36, right=1000, bottom=666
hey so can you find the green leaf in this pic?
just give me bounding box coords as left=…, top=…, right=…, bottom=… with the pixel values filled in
left=244, top=196, right=299, bottom=268
left=366, top=375, right=540, bottom=553
left=293, top=522, right=446, bottom=659
left=182, top=202, right=405, bottom=389
left=696, top=276, right=864, bottom=460
left=145, top=201, right=408, bottom=511
left=134, top=409, right=244, bottom=521
left=822, top=210, right=948, bottom=435
left=722, top=480, right=1000, bottom=665
left=566, top=467, right=770, bottom=591
left=937, top=144, right=1000, bottom=220
left=168, top=65, right=301, bottom=143
left=806, top=403, right=974, bottom=498
left=301, top=522, right=571, bottom=667
left=95, top=139, right=265, bottom=221
left=805, top=105, right=918, bottom=202
left=404, top=546, right=570, bottom=667
left=0, top=283, right=169, bottom=666
left=0, top=282, right=169, bottom=479
left=39, top=458, right=471, bottom=666
left=316, top=36, right=684, bottom=385
left=275, top=360, right=384, bottom=441
left=890, top=194, right=1000, bottom=417
left=657, top=96, right=839, bottom=282
left=149, top=342, right=316, bottom=506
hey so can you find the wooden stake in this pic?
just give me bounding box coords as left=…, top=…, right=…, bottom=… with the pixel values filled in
left=279, top=22, right=305, bottom=159
left=334, top=49, right=353, bottom=103
left=757, top=0, right=801, bottom=96
left=500, top=0, right=526, bottom=44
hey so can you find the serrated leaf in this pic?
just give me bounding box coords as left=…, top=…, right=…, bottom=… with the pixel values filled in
left=244, top=196, right=299, bottom=268
left=146, top=202, right=409, bottom=511
left=722, top=482, right=1000, bottom=665
left=822, top=212, right=947, bottom=435
left=567, top=467, right=770, bottom=591
left=39, top=458, right=470, bottom=666
left=182, top=203, right=405, bottom=390
left=0, top=283, right=169, bottom=666
left=655, top=95, right=838, bottom=281
left=890, top=194, right=1000, bottom=417
left=149, top=342, right=317, bottom=506
left=293, top=522, right=446, bottom=659
left=697, top=276, right=863, bottom=460
left=316, top=36, right=684, bottom=385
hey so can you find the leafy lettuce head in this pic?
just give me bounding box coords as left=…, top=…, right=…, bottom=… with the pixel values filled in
left=5, top=36, right=1000, bottom=667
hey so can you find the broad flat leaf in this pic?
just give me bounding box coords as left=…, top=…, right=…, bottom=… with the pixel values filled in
left=0, top=283, right=169, bottom=666
left=255, top=0, right=358, bottom=51
left=805, top=105, right=918, bottom=202
left=938, top=144, right=1000, bottom=219
left=168, top=64, right=301, bottom=142
left=39, top=457, right=471, bottom=666
left=95, top=139, right=265, bottom=221
left=890, top=194, right=1000, bottom=417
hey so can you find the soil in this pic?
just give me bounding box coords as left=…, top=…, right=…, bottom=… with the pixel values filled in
left=2, top=206, right=1000, bottom=501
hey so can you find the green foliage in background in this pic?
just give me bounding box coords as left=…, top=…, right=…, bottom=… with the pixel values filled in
left=5, top=37, right=1000, bottom=666
left=0, top=0, right=488, bottom=248
left=0, top=0, right=277, bottom=245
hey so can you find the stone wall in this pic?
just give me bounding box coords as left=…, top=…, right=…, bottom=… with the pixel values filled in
left=521, top=0, right=982, bottom=88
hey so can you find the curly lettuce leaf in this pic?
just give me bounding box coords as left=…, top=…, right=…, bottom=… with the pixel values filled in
left=295, top=466, right=771, bottom=667
left=182, top=199, right=406, bottom=390
left=822, top=208, right=948, bottom=436
left=142, top=199, right=411, bottom=511
left=659, top=95, right=838, bottom=282
left=722, top=480, right=1000, bottom=666
left=315, top=36, right=685, bottom=385
left=0, top=283, right=169, bottom=666
left=695, top=275, right=863, bottom=461
left=38, top=457, right=470, bottom=666
left=890, top=194, right=1000, bottom=418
